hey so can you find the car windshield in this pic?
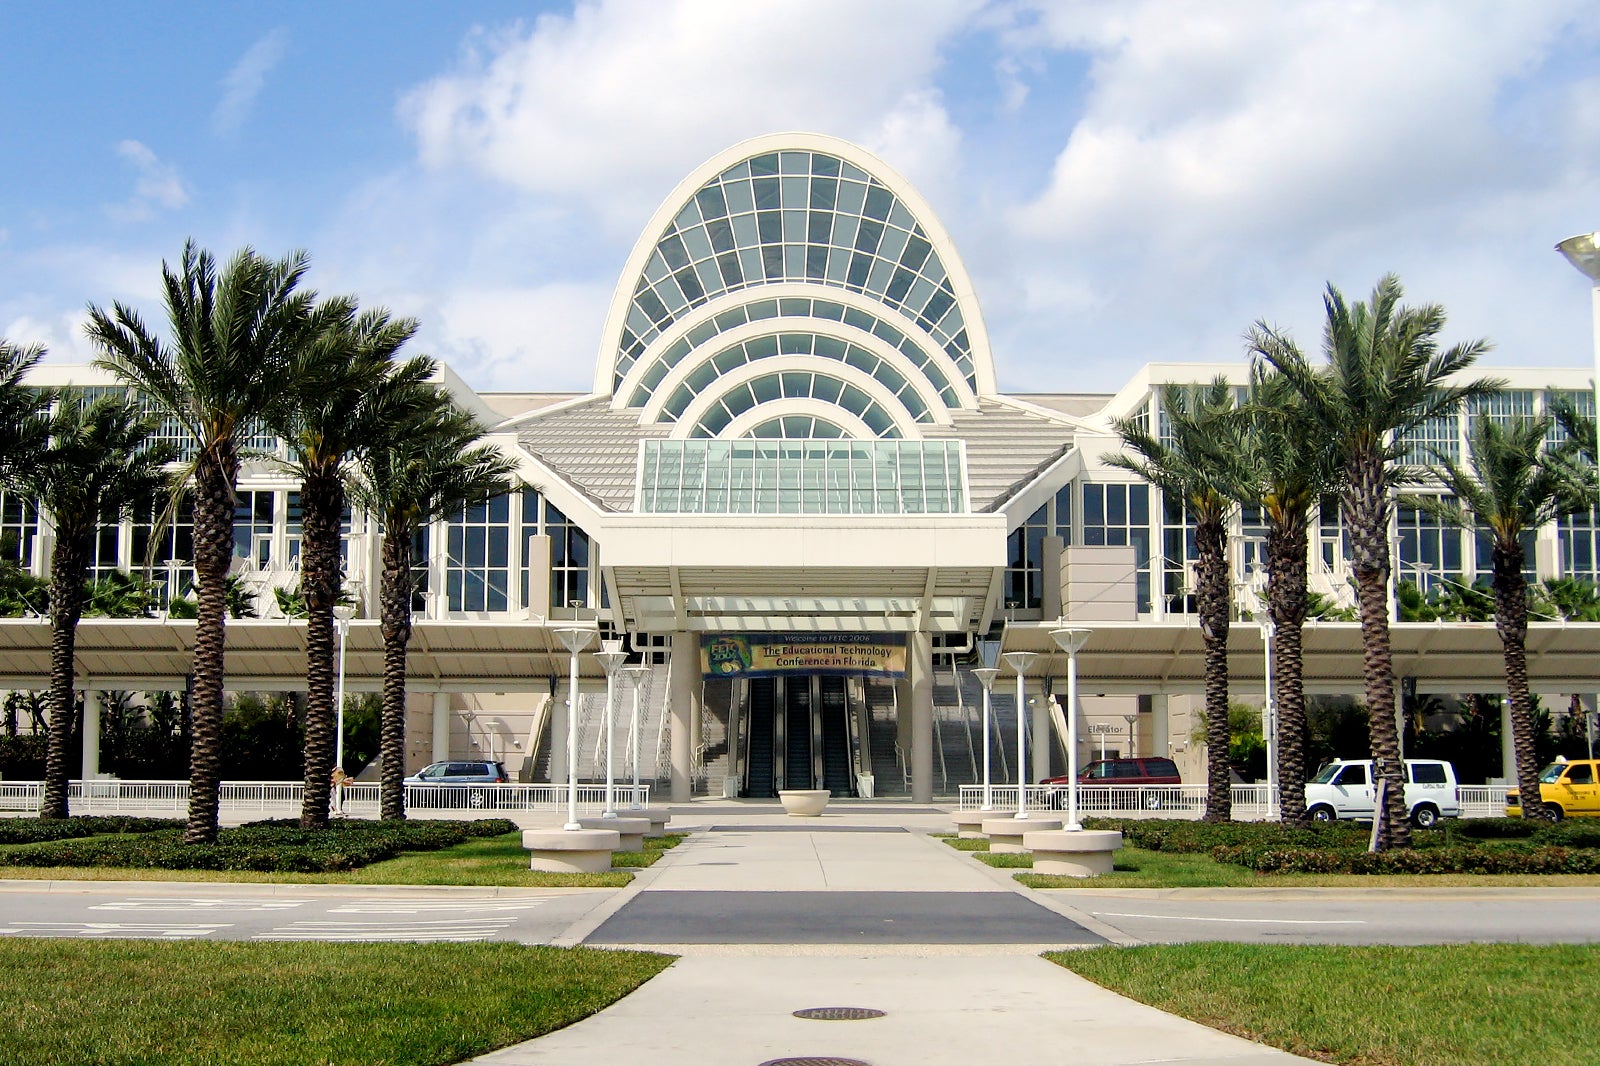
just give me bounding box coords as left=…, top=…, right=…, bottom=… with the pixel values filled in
left=1539, top=763, right=1567, bottom=784
left=1310, top=764, right=1343, bottom=784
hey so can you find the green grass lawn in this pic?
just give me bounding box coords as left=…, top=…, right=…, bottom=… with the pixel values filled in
left=0, top=938, right=674, bottom=1066
left=0, top=831, right=685, bottom=887
left=1049, top=942, right=1600, bottom=1066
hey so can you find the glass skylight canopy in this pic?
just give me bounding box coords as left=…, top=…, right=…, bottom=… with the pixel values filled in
left=637, top=439, right=967, bottom=515
left=617, top=149, right=976, bottom=395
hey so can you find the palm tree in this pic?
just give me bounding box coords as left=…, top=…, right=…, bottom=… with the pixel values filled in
left=268, top=306, right=432, bottom=828
left=1233, top=362, right=1343, bottom=825
left=0, top=340, right=52, bottom=488
left=13, top=392, right=173, bottom=818
left=1258, top=274, right=1498, bottom=848
left=1109, top=379, right=1243, bottom=821
left=350, top=397, right=514, bottom=819
left=87, top=240, right=320, bottom=844
left=1426, top=416, right=1587, bottom=822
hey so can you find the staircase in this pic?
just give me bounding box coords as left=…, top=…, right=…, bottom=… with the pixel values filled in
left=784, top=680, right=813, bottom=790
left=865, top=680, right=907, bottom=797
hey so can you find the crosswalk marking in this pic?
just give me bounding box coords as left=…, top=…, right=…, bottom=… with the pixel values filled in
left=328, top=898, right=550, bottom=914
left=254, top=917, right=518, bottom=942
left=92, top=897, right=311, bottom=912
left=5, top=922, right=231, bottom=939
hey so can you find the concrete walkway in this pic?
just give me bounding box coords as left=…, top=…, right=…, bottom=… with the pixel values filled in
left=472, top=802, right=1317, bottom=1065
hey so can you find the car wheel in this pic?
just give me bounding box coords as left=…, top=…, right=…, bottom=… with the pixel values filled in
left=1308, top=804, right=1336, bottom=824
left=468, top=790, right=486, bottom=809
left=1410, top=804, right=1440, bottom=829
left=1144, top=792, right=1164, bottom=810
left=1545, top=803, right=1565, bottom=823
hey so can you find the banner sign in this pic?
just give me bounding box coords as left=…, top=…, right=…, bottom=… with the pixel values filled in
left=701, top=633, right=907, bottom=679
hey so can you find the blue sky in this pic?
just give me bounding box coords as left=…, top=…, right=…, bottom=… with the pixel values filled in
left=4, top=1, right=1599, bottom=397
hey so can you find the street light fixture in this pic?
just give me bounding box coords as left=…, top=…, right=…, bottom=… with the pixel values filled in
left=622, top=663, right=652, bottom=810
left=332, top=602, right=355, bottom=815
left=1050, top=627, right=1092, bottom=831
left=1557, top=233, right=1600, bottom=422
left=999, top=649, right=1038, bottom=818
left=594, top=640, right=629, bottom=818
left=973, top=666, right=1000, bottom=811
left=1260, top=616, right=1277, bottom=821
left=553, top=625, right=596, bottom=831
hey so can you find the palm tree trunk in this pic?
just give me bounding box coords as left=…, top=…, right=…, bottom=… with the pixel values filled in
left=187, top=452, right=237, bottom=845
left=1196, top=515, right=1233, bottom=822
left=298, top=469, right=342, bottom=829
left=41, top=534, right=88, bottom=820
left=1344, top=453, right=1410, bottom=848
left=1494, top=542, right=1546, bottom=820
left=1267, top=518, right=1310, bottom=825
left=379, top=525, right=414, bottom=820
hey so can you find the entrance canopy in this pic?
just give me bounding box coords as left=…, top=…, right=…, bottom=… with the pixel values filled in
left=997, top=619, right=1600, bottom=696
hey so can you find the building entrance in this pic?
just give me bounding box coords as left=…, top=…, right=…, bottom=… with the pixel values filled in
left=740, top=675, right=862, bottom=798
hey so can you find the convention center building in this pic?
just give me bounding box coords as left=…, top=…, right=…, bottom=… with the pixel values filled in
left=4, top=133, right=1597, bottom=802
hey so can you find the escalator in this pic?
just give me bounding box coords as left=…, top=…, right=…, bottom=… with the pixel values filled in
left=784, top=677, right=813, bottom=791
left=819, top=676, right=853, bottom=797
left=745, top=678, right=776, bottom=798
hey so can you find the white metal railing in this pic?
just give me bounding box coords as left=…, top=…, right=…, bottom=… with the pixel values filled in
left=960, top=783, right=1510, bottom=820
left=0, top=780, right=650, bottom=817
left=1458, top=785, right=1509, bottom=818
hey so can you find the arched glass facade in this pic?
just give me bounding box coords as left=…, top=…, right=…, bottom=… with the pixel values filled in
left=616, top=148, right=976, bottom=400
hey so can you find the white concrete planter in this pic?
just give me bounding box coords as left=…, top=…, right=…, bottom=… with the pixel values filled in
left=982, top=816, right=1062, bottom=853
left=521, top=828, right=620, bottom=874
left=1024, top=828, right=1124, bottom=877
left=950, top=810, right=988, bottom=838
left=779, top=789, right=830, bottom=816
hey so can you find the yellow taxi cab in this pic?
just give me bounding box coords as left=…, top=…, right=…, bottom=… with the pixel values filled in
left=1506, top=757, right=1600, bottom=821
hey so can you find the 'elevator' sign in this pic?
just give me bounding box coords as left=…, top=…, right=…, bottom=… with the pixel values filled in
left=700, top=633, right=907, bottom=679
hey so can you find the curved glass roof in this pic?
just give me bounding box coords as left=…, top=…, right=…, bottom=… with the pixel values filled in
left=661, top=331, right=935, bottom=427
left=746, top=414, right=847, bottom=439
left=617, top=149, right=974, bottom=395
left=689, top=370, right=906, bottom=440
left=626, top=294, right=962, bottom=410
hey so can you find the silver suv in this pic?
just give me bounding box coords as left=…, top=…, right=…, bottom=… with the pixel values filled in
left=404, top=761, right=509, bottom=808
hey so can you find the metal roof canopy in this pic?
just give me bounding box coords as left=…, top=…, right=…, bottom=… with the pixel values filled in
left=998, top=619, right=1600, bottom=696
left=0, top=618, right=610, bottom=694
left=5, top=616, right=1595, bottom=697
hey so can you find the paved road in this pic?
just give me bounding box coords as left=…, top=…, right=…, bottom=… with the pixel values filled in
left=0, top=884, right=616, bottom=943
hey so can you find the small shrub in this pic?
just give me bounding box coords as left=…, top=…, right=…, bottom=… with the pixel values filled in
left=1213, top=844, right=1600, bottom=875
left=0, top=816, right=180, bottom=846
left=1081, top=817, right=1367, bottom=853
left=0, top=817, right=517, bottom=872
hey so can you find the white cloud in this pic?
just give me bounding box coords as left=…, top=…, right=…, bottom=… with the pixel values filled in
left=399, top=0, right=980, bottom=234
left=2, top=311, right=95, bottom=363
left=106, top=141, right=189, bottom=223
left=421, top=282, right=614, bottom=393
left=213, top=28, right=290, bottom=134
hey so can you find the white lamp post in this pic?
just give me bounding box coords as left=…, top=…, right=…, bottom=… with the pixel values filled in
left=1557, top=232, right=1600, bottom=430
left=1050, top=627, right=1092, bottom=830
left=553, top=626, right=595, bottom=830
left=623, top=663, right=651, bottom=810
left=973, top=666, right=1000, bottom=810
left=332, top=602, right=355, bottom=815
left=595, top=640, right=628, bottom=818
left=1000, top=649, right=1038, bottom=818
left=1260, top=617, right=1277, bottom=820
left=1558, top=232, right=1600, bottom=772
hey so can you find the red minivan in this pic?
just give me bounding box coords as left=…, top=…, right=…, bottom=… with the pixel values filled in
left=1041, top=757, right=1184, bottom=810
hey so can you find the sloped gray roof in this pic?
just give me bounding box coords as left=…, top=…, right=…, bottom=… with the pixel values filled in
left=513, top=396, right=1079, bottom=514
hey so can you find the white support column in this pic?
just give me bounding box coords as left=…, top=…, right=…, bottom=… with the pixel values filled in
left=670, top=631, right=698, bottom=802
left=431, top=693, right=451, bottom=765
left=910, top=631, right=933, bottom=803
left=1032, top=683, right=1052, bottom=783
left=1501, top=698, right=1516, bottom=783
left=1150, top=693, right=1170, bottom=759
left=80, top=690, right=101, bottom=779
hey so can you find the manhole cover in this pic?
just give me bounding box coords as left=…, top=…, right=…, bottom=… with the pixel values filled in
left=792, top=1007, right=887, bottom=1021
left=759, top=1059, right=872, bottom=1066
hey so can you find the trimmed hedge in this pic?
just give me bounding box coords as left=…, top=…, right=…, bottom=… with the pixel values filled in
left=0, top=816, right=182, bottom=845
left=1081, top=817, right=1370, bottom=853
left=1213, top=843, right=1600, bottom=875
left=0, top=817, right=518, bottom=872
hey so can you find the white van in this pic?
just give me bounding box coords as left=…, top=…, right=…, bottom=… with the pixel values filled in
left=1304, top=759, right=1460, bottom=828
